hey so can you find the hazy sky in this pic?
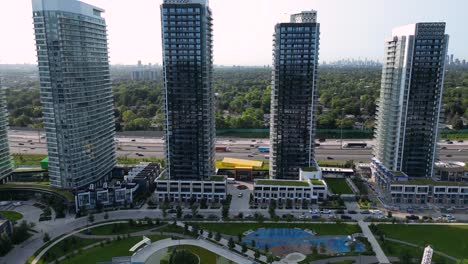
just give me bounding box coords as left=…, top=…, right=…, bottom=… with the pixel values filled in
left=0, top=0, right=466, bottom=65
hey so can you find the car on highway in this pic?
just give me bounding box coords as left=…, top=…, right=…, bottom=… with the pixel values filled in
left=247, top=154, right=254, bottom=157
left=446, top=154, right=452, bottom=157
left=245, top=148, right=250, bottom=150
left=441, top=146, right=447, bottom=149
left=327, top=156, right=334, bottom=160
left=18, top=143, right=24, bottom=145
left=447, top=141, right=453, bottom=144
left=131, top=139, right=136, bottom=142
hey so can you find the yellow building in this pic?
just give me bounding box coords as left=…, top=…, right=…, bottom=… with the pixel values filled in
left=216, top=158, right=268, bottom=180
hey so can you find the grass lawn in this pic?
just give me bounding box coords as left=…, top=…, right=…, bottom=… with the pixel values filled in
left=42, top=235, right=103, bottom=262
left=195, top=223, right=360, bottom=236
left=379, top=240, right=456, bottom=264
left=0, top=210, right=23, bottom=221
left=59, top=235, right=168, bottom=264
left=324, top=178, right=354, bottom=194
left=84, top=223, right=159, bottom=235
left=171, top=245, right=217, bottom=264
left=377, top=224, right=468, bottom=259
left=12, top=153, right=47, bottom=167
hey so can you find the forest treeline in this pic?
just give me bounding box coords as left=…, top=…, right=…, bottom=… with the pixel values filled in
left=5, top=66, right=468, bottom=131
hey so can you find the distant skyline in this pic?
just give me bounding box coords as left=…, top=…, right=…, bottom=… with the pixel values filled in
left=0, top=0, right=467, bottom=66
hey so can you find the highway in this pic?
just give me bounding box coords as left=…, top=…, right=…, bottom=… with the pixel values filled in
left=8, top=129, right=468, bottom=162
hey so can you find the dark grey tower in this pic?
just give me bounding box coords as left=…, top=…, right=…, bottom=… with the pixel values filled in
left=32, top=0, right=116, bottom=189
left=373, top=23, right=449, bottom=187
left=270, top=11, right=320, bottom=180
left=161, top=0, right=215, bottom=180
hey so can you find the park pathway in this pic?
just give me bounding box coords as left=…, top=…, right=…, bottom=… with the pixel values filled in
left=358, top=221, right=390, bottom=264
left=132, top=238, right=255, bottom=264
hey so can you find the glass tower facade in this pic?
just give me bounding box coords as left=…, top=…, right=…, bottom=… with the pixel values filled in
left=0, top=82, right=13, bottom=183
left=373, top=23, right=448, bottom=179
left=270, top=11, right=320, bottom=180
left=32, top=0, right=116, bottom=189
left=161, top=0, right=215, bottom=180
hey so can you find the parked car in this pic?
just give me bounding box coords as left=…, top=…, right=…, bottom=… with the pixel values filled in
left=207, top=214, right=219, bottom=220
left=299, top=214, right=308, bottom=220
left=347, top=210, right=357, bottom=214
left=320, top=209, right=331, bottom=214
left=309, top=209, right=320, bottom=214
left=340, top=215, right=352, bottom=220
left=244, top=214, right=254, bottom=219
left=360, top=210, right=371, bottom=214
left=311, top=215, right=321, bottom=220
left=457, top=140, right=464, bottom=143
left=406, top=215, right=419, bottom=220
left=335, top=209, right=345, bottom=214
left=238, top=193, right=243, bottom=198
left=195, top=214, right=204, bottom=219
left=168, top=209, right=176, bottom=214
left=183, top=214, right=193, bottom=219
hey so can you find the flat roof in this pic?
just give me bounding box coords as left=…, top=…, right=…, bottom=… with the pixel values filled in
left=256, top=179, right=309, bottom=187
left=222, top=158, right=263, bottom=168
left=392, top=178, right=468, bottom=187
left=302, top=167, right=318, bottom=172
left=389, top=170, right=407, bottom=176
left=310, top=179, right=324, bottom=185
left=321, top=167, right=354, bottom=173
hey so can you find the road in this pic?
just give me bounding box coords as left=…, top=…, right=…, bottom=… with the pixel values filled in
left=8, top=129, right=468, bottom=162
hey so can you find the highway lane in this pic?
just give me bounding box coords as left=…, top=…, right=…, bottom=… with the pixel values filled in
left=8, top=129, right=468, bottom=162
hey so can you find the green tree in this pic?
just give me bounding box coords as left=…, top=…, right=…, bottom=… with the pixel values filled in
left=43, top=233, right=50, bottom=243
left=176, top=205, right=182, bottom=219
left=228, top=237, right=235, bottom=250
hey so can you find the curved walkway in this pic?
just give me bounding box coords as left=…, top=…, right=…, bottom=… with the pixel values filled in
left=31, top=221, right=128, bottom=264
left=131, top=238, right=253, bottom=264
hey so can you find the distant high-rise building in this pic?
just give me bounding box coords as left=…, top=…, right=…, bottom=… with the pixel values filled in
left=0, top=82, right=12, bottom=183
left=161, top=0, right=215, bottom=180
left=450, top=54, right=454, bottom=65
left=269, top=11, right=320, bottom=180
left=32, top=0, right=116, bottom=189
left=131, top=61, right=160, bottom=81
left=373, top=23, right=448, bottom=186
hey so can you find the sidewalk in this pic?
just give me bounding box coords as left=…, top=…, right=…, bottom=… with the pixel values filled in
left=358, top=221, right=390, bottom=264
